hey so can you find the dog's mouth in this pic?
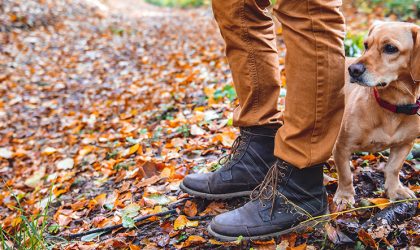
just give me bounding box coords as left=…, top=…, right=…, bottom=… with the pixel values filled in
left=350, top=77, right=389, bottom=88
left=350, top=77, right=362, bottom=84
left=350, top=77, right=369, bottom=86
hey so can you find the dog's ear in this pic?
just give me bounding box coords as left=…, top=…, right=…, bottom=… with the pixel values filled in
left=411, top=26, right=420, bottom=82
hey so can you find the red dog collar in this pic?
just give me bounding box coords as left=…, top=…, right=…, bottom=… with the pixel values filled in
left=373, top=88, right=420, bottom=115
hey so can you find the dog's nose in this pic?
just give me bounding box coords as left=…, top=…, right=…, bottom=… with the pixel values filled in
left=348, top=63, right=366, bottom=78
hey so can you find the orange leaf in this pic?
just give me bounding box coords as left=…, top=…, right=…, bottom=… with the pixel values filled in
left=183, top=235, right=206, bottom=247
left=409, top=184, right=420, bottom=192
left=183, top=200, right=198, bottom=217
left=289, top=243, right=307, bottom=250
left=368, top=198, right=390, bottom=210
left=136, top=175, right=161, bottom=188
left=200, top=201, right=228, bottom=216
left=252, top=239, right=276, bottom=245
left=129, top=245, right=141, bottom=250
left=362, top=154, right=377, bottom=161
left=358, top=229, right=378, bottom=249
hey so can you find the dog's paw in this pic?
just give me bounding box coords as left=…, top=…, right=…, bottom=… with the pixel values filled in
left=386, top=185, right=416, bottom=200
left=333, top=189, right=355, bottom=211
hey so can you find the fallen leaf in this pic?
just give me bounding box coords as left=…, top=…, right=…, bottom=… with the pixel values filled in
left=122, top=144, right=140, bottom=157
left=173, top=215, right=199, bottom=230
left=24, top=167, right=45, bottom=188
left=183, top=200, right=197, bottom=217
left=190, top=124, right=205, bottom=136
left=200, top=201, right=228, bottom=216
left=358, top=229, right=378, bottom=249
left=56, top=158, right=74, bottom=170
left=289, top=243, right=307, bottom=250
left=368, top=198, right=391, bottom=210
left=0, top=148, right=13, bottom=159
left=136, top=175, right=161, bottom=188
left=129, top=245, right=141, bottom=250
left=324, top=223, right=354, bottom=245
left=183, top=235, right=206, bottom=247
left=81, top=232, right=104, bottom=242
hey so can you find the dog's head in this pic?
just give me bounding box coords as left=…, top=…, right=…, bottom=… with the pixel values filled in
left=348, top=21, right=420, bottom=88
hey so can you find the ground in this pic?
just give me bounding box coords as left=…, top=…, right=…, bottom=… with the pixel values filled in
left=0, top=1, right=419, bottom=249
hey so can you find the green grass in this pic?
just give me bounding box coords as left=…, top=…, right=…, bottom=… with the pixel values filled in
left=145, top=0, right=206, bottom=8
left=345, top=32, right=366, bottom=57
left=0, top=190, right=62, bottom=250
left=355, top=0, right=420, bottom=21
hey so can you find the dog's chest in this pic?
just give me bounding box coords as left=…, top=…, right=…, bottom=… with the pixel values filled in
left=361, top=118, right=419, bottom=152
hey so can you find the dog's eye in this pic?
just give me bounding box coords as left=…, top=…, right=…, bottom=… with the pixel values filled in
left=383, top=44, right=399, bottom=54
left=364, top=42, right=369, bottom=50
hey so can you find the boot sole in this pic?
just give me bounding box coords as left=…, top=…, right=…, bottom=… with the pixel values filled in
left=207, top=213, right=329, bottom=241
left=179, top=182, right=252, bottom=200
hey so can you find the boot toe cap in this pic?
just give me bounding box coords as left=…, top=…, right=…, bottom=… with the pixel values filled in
left=182, top=173, right=211, bottom=193
left=209, top=210, right=249, bottom=237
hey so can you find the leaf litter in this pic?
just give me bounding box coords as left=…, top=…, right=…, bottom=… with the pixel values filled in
left=0, top=0, right=419, bottom=249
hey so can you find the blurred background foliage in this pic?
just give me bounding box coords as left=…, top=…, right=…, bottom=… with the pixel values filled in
left=144, top=0, right=420, bottom=57
left=145, top=0, right=207, bottom=8
left=345, top=0, right=420, bottom=56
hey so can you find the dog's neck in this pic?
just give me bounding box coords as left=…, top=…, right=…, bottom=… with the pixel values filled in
left=375, top=77, right=420, bottom=105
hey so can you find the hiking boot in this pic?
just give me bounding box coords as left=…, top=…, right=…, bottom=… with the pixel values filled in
left=180, top=126, right=279, bottom=200
left=208, top=159, right=328, bottom=241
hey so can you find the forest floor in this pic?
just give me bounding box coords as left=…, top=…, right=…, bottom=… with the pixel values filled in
left=0, top=1, right=419, bottom=249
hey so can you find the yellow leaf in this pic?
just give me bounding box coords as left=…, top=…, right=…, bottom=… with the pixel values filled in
left=94, top=193, right=107, bottom=206
left=79, top=146, right=93, bottom=156
left=11, top=217, right=22, bottom=227
left=368, top=198, right=390, bottom=210
left=160, top=167, right=171, bottom=178
left=173, top=215, right=198, bottom=230
left=122, top=144, right=139, bottom=157
left=41, top=147, right=57, bottom=155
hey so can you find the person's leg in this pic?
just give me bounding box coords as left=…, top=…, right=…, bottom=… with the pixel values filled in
left=275, top=0, right=346, bottom=168
left=208, top=0, right=345, bottom=240
left=213, top=0, right=282, bottom=127
left=180, top=0, right=282, bottom=199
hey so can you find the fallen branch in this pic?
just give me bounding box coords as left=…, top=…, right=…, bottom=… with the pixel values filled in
left=361, top=200, right=418, bottom=230
left=65, top=209, right=177, bottom=240
left=65, top=198, right=192, bottom=240
left=302, top=198, right=420, bottom=224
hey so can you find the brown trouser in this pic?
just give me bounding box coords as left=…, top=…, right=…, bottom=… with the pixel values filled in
left=212, top=0, right=346, bottom=168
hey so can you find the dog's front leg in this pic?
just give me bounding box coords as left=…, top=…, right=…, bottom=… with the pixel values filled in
left=384, top=142, right=416, bottom=200
left=333, top=143, right=355, bottom=210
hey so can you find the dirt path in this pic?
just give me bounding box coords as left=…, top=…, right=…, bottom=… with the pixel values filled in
left=104, top=0, right=177, bottom=18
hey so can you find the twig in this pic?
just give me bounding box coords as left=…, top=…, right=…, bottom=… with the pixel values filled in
left=65, top=209, right=177, bottom=239
left=302, top=198, right=420, bottom=224
left=186, top=215, right=212, bottom=220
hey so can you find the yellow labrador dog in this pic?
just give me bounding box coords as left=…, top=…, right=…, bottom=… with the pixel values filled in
left=333, top=22, right=420, bottom=209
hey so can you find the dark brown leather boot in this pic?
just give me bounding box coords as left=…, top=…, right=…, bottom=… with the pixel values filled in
left=180, top=126, right=278, bottom=199
left=207, top=159, right=328, bottom=241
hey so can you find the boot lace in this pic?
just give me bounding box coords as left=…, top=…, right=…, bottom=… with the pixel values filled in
left=217, top=134, right=248, bottom=168
left=250, top=161, right=311, bottom=218
left=250, top=161, right=288, bottom=214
